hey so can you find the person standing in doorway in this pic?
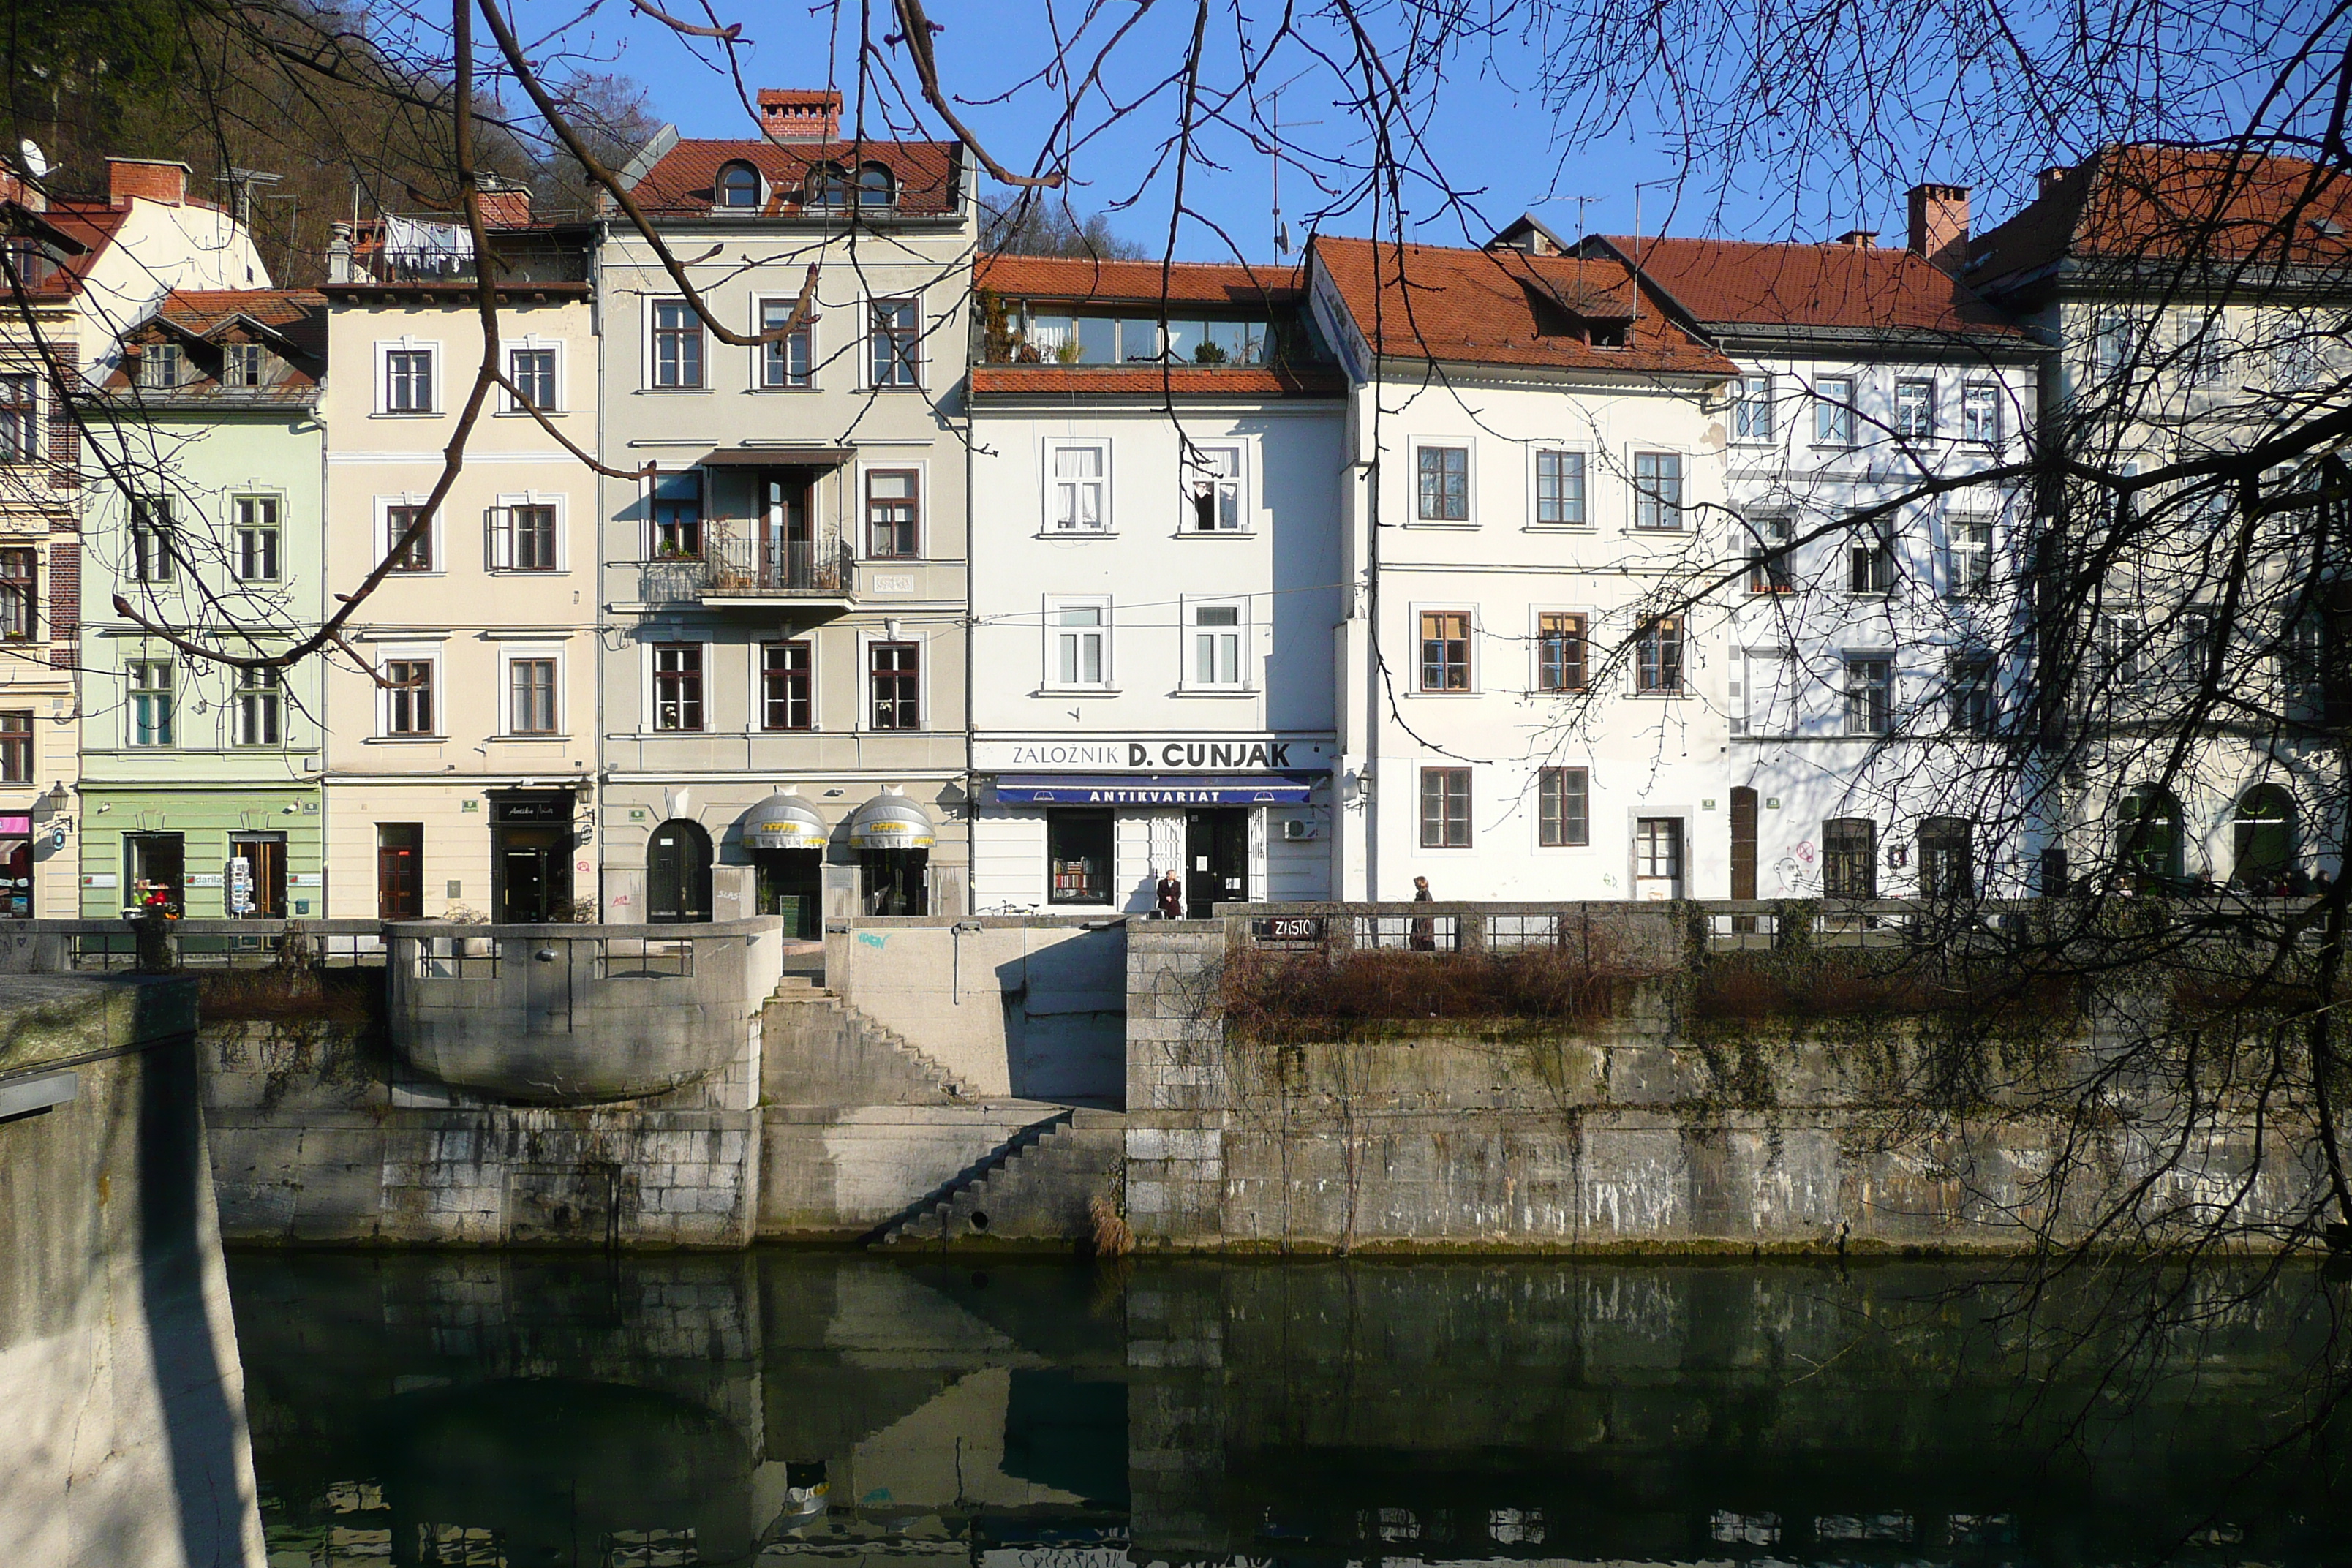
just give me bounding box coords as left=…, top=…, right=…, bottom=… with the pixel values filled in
left=1409, top=875, right=1436, bottom=950
left=1156, top=869, right=1184, bottom=920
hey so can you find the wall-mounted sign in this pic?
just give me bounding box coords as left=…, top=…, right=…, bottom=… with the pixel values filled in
left=187, top=873, right=225, bottom=889
left=974, top=736, right=1335, bottom=774
left=83, top=872, right=118, bottom=889
left=870, top=574, right=915, bottom=594
left=288, top=873, right=322, bottom=888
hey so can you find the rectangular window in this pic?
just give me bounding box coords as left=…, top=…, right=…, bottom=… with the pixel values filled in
left=1747, top=514, right=1794, bottom=593
left=1814, top=377, right=1856, bottom=445
left=869, top=297, right=921, bottom=388
left=141, top=343, right=183, bottom=390
left=489, top=504, right=559, bottom=572
left=1537, top=612, right=1587, bottom=693
left=1921, top=818, right=1975, bottom=899
left=650, top=471, right=703, bottom=557
left=1733, top=373, right=1774, bottom=441
left=128, top=660, right=173, bottom=746
left=1848, top=524, right=1893, bottom=594
left=760, top=298, right=813, bottom=388
left=0, top=713, right=30, bottom=783
left=1534, top=449, right=1586, bottom=526
left=1949, top=516, right=1991, bottom=597
left=234, top=666, right=281, bottom=746
left=0, top=549, right=34, bottom=642
left=652, top=644, right=704, bottom=731
left=1053, top=603, right=1108, bottom=687
left=760, top=640, right=813, bottom=731
left=1895, top=378, right=1934, bottom=438
left=225, top=342, right=265, bottom=388
left=870, top=641, right=920, bottom=729
left=233, top=496, right=279, bottom=581
left=130, top=497, right=173, bottom=583
left=508, top=347, right=557, bottom=410
left=508, top=657, right=557, bottom=734
left=651, top=301, right=704, bottom=388
left=383, top=504, right=431, bottom=572
left=1844, top=656, right=1893, bottom=735
left=384, top=659, right=434, bottom=735
left=1047, top=810, right=1115, bottom=905
left=1961, top=383, right=2001, bottom=444
left=1047, top=443, right=1108, bottom=532
left=383, top=347, right=433, bottom=412
left=866, top=469, right=919, bottom=558
left=0, top=374, right=34, bottom=461
left=1635, top=617, right=1684, bottom=693
left=1539, top=766, right=1589, bottom=847
left=1420, top=767, right=1472, bottom=848
left=1950, top=655, right=1994, bottom=734
left=1418, top=611, right=1471, bottom=692
left=1822, top=818, right=1877, bottom=898
left=2105, top=614, right=2147, bottom=690
left=1191, top=603, right=1243, bottom=687
left=1632, top=451, right=1684, bottom=529
left=1184, top=445, right=1244, bottom=532
left=1416, top=445, right=1469, bottom=521
left=2095, top=314, right=2133, bottom=377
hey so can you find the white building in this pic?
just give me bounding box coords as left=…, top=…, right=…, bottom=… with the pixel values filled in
left=1543, top=198, right=2042, bottom=902
left=965, top=257, right=1345, bottom=916
left=1306, top=235, right=1742, bottom=901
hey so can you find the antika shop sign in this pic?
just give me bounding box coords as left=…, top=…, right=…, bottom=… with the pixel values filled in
left=975, top=736, right=1335, bottom=772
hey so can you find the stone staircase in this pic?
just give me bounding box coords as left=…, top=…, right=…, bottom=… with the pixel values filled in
left=760, top=977, right=982, bottom=1104
left=870, top=1107, right=1125, bottom=1250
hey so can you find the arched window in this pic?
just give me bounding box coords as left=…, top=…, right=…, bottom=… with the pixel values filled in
left=2115, top=785, right=2185, bottom=888
left=2231, top=783, right=2296, bottom=888
left=856, top=162, right=896, bottom=207
left=805, top=162, right=850, bottom=208
left=647, top=819, right=714, bottom=923
left=715, top=161, right=762, bottom=209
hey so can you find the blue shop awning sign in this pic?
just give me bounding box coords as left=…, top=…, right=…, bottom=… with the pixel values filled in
left=994, top=773, right=1319, bottom=805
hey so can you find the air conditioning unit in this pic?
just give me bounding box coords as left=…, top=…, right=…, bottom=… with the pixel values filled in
left=1282, top=817, right=1318, bottom=842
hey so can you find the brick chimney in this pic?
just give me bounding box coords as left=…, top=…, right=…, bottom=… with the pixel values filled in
left=476, top=184, right=534, bottom=230
left=1906, top=182, right=1970, bottom=274
left=107, top=157, right=191, bottom=208
left=757, top=89, right=843, bottom=143
left=1835, top=229, right=1878, bottom=249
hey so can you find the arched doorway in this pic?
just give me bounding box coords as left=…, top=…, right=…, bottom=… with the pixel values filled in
left=647, top=819, right=713, bottom=923
left=739, top=793, right=826, bottom=938
left=2115, top=785, right=2184, bottom=889
left=848, top=789, right=934, bottom=916
left=2231, top=783, right=2296, bottom=889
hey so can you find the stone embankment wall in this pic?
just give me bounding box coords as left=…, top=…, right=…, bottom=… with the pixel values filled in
left=1121, top=920, right=2325, bottom=1253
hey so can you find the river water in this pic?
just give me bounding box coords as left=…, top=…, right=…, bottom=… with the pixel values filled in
left=226, top=1251, right=2352, bottom=1568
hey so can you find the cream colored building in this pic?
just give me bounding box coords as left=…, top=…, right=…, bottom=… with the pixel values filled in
left=1, top=157, right=269, bottom=916
left=317, top=200, right=602, bottom=920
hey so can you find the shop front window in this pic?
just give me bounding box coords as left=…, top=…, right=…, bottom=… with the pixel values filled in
left=1047, top=810, right=1115, bottom=905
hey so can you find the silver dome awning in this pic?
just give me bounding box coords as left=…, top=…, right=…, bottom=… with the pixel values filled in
left=739, top=792, right=827, bottom=851
left=846, top=790, right=935, bottom=851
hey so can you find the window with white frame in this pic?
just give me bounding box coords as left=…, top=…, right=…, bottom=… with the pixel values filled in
left=759, top=298, right=813, bottom=388
left=506, top=345, right=558, bottom=411
left=865, top=469, right=919, bottom=559
left=127, top=659, right=173, bottom=746
left=1534, top=449, right=1586, bottom=526
left=1183, top=444, right=1244, bottom=532
left=653, top=643, right=704, bottom=731
left=1047, top=442, right=1109, bottom=532
left=0, top=374, right=33, bottom=461
left=869, top=641, right=921, bottom=729
left=1536, top=612, right=1587, bottom=693
left=649, top=471, right=703, bottom=557
left=382, top=656, right=435, bottom=736
left=1814, top=377, right=1856, bottom=445
left=140, top=343, right=183, bottom=390
left=233, top=667, right=281, bottom=746
left=382, top=346, right=434, bottom=412
left=869, top=297, right=921, bottom=388
left=1048, top=600, right=1111, bottom=688
left=233, top=495, right=279, bottom=581
left=1635, top=617, right=1683, bottom=693
left=506, top=652, right=559, bottom=735
left=1746, top=513, right=1794, bottom=593
left=1190, top=600, right=1246, bottom=689
left=1732, top=373, right=1774, bottom=441
left=1631, top=451, right=1683, bottom=529
left=1949, top=655, right=1994, bottom=734
left=382, top=502, right=432, bottom=572
left=1843, top=655, right=1893, bottom=735
left=225, top=342, right=265, bottom=388
left=130, top=496, right=173, bottom=582
left=1895, top=378, right=1934, bottom=438
left=1961, top=382, right=2002, bottom=444
left=1416, top=445, right=1469, bottom=521
left=2179, top=311, right=2228, bottom=383
left=1847, top=521, right=1894, bottom=595
left=2094, top=313, right=2135, bottom=378
left=1948, top=516, right=1992, bottom=597
left=649, top=301, right=704, bottom=389
left=489, top=502, right=559, bottom=571
left=760, top=640, right=813, bottom=731
left=1418, top=610, right=1472, bottom=693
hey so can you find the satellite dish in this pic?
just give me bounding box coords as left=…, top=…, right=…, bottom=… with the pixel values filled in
left=18, top=140, right=48, bottom=180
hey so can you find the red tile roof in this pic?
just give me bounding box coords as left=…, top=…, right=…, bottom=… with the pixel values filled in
left=157, top=288, right=325, bottom=336
left=969, top=364, right=1345, bottom=398
left=1967, top=144, right=2352, bottom=287
left=975, top=254, right=1303, bottom=306
left=1599, top=235, right=2024, bottom=339
left=6, top=201, right=130, bottom=298
left=1310, top=236, right=1735, bottom=377
left=97, top=288, right=327, bottom=396
left=629, top=138, right=961, bottom=217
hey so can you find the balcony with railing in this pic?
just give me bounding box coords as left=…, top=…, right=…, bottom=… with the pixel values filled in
left=638, top=527, right=857, bottom=609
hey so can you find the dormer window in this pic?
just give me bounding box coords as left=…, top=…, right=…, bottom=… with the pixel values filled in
left=716, top=161, right=762, bottom=209
left=225, top=343, right=265, bottom=387
left=806, top=162, right=849, bottom=208
left=140, top=344, right=183, bottom=390
left=856, top=162, right=895, bottom=207
left=1590, top=322, right=1627, bottom=349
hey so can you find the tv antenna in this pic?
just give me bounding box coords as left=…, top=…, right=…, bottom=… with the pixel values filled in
left=1269, top=71, right=1322, bottom=263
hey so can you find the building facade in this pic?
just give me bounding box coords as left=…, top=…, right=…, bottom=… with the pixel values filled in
left=594, top=89, right=976, bottom=927
left=75, top=288, right=327, bottom=916
left=317, top=202, right=602, bottom=921
left=965, top=257, right=1346, bottom=916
